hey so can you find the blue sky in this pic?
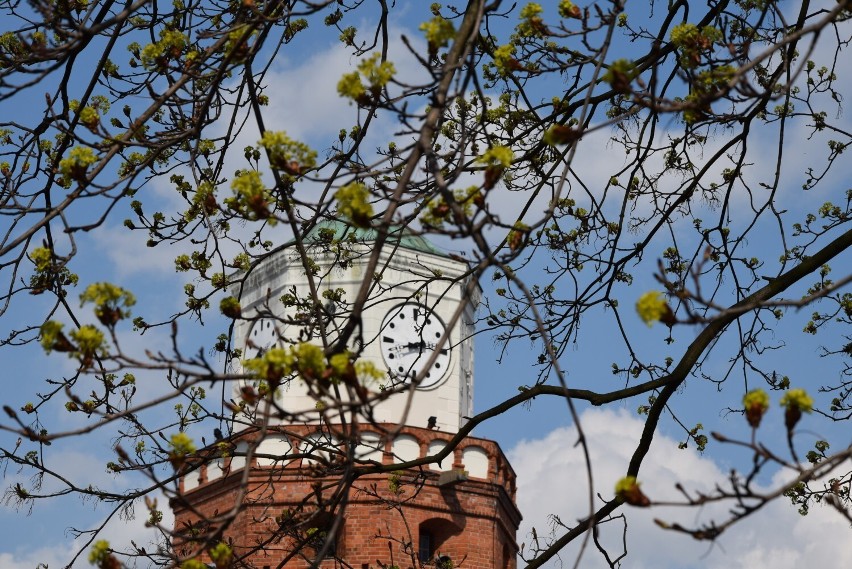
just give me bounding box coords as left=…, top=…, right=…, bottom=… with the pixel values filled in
left=2, top=2, right=852, bottom=568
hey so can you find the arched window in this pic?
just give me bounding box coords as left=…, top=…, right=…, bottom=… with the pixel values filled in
left=418, top=518, right=462, bottom=563
left=462, top=446, right=489, bottom=479
left=305, top=511, right=340, bottom=561
left=255, top=433, right=294, bottom=467
left=391, top=434, right=420, bottom=463
left=357, top=431, right=384, bottom=463
left=427, top=439, right=448, bottom=471
left=300, top=431, right=340, bottom=468
left=418, top=528, right=433, bottom=563
left=229, top=440, right=249, bottom=471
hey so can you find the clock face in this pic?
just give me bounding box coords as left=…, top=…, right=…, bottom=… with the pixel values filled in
left=380, top=303, right=450, bottom=389
left=243, top=317, right=280, bottom=360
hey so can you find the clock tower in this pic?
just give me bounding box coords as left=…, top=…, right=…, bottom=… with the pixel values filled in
left=236, top=221, right=476, bottom=433
left=172, top=222, right=521, bottom=569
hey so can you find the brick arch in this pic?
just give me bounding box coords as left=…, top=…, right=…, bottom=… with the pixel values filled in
left=462, top=445, right=490, bottom=479
left=502, top=541, right=512, bottom=569
left=427, top=438, right=449, bottom=470
left=390, top=433, right=420, bottom=463
left=418, top=517, right=463, bottom=563
left=356, top=430, right=384, bottom=464
left=302, top=509, right=340, bottom=561
left=229, top=439, right=250, bottom=471
left=300, top=430, right=340, bottom=467
left=255, top=433, right=294, bottom=467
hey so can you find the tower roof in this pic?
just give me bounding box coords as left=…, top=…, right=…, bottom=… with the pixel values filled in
left=302, top=219, right=446, bottom=257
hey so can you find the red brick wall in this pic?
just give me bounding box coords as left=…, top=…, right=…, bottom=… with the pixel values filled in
left=173, top=425, right=520, bottom=569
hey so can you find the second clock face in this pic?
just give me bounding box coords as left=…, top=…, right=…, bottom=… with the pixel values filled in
left=244, top=317, right=280, bottom=360
left=380, top=303, right=450, bottom=389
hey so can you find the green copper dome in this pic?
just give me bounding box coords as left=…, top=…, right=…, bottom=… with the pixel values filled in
left=302, top=219, right=445, bottom=256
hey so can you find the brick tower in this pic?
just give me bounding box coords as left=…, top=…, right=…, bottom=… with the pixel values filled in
left=172, top=223, right=521, bottom=568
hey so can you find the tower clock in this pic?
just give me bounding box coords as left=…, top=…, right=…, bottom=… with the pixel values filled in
left=242, top=317, right=280, bottom=360
left=233, top=222, right=478, bottom=432
left=379, top=302, right=451, bottom=389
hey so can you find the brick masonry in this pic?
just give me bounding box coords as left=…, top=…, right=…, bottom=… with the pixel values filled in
left=172, top=424, right=521, bottom=569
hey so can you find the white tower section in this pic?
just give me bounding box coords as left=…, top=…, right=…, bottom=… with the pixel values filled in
left=233, top=222, right=478, bottom=433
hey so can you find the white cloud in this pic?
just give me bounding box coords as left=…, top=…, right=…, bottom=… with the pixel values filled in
left=260, top=46, right=370, bottom=142
left=0, top=491, right=173, bottom=569
left=509, top=408, right=852, bottom=568
left=89, top=222, right=188, bottom=280
left=0, top=544, right=78, bottom=569
left=90, top=26, right=431, bottom=281
left=226, top=25, right=430, bottom=158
